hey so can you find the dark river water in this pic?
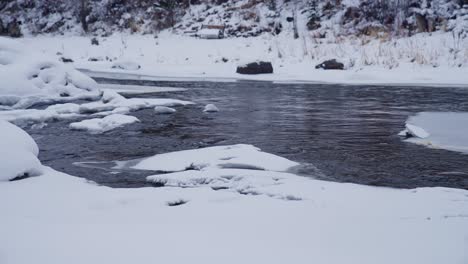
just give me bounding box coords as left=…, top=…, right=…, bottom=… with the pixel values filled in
left=27, top=77, right=468, bottom=189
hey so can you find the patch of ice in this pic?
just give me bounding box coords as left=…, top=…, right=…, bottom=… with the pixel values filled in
left=204, top=104, right=219, bottom=112
left=154, top=106, right=176, bottom=114
left=401, top=112, right=468, bottom=153
left=69, top=114, right=139, bottom=134
left=99, top=84, right=187, bottom=94
left=403, top=123, right=430, bottom=139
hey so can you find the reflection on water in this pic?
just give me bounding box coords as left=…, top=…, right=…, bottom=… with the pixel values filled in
left=28, top=78, right=468, bottom=189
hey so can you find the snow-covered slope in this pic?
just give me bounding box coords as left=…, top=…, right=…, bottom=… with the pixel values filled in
left=0, top=37, right=99, bottom=109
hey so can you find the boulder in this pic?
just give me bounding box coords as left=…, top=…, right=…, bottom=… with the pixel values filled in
left=7, top=20, right=22, bottom=38
left=315, top=59, right=344, bottom=70
left=60, top=57, right=74, bottom=63
left=91, top=37, right=99, bottom=45
left=236, top=61, right=273, bottom=75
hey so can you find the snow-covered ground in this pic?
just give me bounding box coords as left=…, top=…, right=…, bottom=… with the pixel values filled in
left=13, top=31, right=468, bottom=86
left=401, top=112, right=468, bottom=154
left=1, top=121, right=468, bottom=264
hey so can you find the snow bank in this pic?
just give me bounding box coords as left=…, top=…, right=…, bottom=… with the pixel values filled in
left=0, top=90, right=192, bottom=123
left=70, top=114, right=139, bottom=134
left=401, top=112, right=468, bottom=153
left=1, top=144, right=467, bottom=264
left=14, top=33, right=468, bottom=86
left=0, top=37, right=99, bottom=109
left=0, top=120, right=42, bottom=181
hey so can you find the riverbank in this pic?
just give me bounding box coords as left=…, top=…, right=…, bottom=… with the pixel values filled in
left=17, top=31, right=468, bottom=87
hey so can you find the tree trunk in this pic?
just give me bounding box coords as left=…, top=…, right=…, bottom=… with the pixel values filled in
left=80, top=0, right=88, bottom=33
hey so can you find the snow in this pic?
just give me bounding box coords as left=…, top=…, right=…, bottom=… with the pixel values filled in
left=154, top=106, right=176, bottom=114
left=11, top=32, right=468, bottom=86
left=203, top=104, right=219, bottom=112
left=0, top=37, right=99, bottom=109
left=0, top=121, right=42, bottom=181
left=403, top=123, right=430, bottom=139
left=131, top=144, right=298, bottom=172
left=1, top=143, right=468, bottom=263
left=401, top=112, right=468, bottom=154
left=69, top=114, right=139, bottom=134
left=0, top=89, right=192, bottom=124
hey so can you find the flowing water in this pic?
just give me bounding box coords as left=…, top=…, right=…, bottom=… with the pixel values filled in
left=27, top=77, right=468, bottom=189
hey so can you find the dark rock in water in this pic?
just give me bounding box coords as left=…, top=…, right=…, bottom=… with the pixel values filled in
left=315, top=59, right=344, bottom=70
left=91, top=37, right=99, bottom=45
left=6, top=20, right=22, bottom=38
left=236, top=61, right=273, bottom=75
left=60, top=57, right=74, bottom=63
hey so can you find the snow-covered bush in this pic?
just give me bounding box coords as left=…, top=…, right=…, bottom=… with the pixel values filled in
left=0, top=37, right=99, bottom=109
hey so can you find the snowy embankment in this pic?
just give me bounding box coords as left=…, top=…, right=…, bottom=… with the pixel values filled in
left=0, top=37, right=193, bottom=132
left=15, top=31, right=468, bottom=86
left=1, top=123, right=468, bottom=264
left=401, top=112, right=468, bottom=154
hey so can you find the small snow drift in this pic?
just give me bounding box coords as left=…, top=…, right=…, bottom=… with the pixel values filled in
left=154, top=106, right=176, bottom=114
left=315, top=59, right=344, bottom=70
left=0, top=121, right=43, bottom=181
left=111, top=60, right=141, bottom=71
left=0, top=37, right=99, bottom=108
left=70, top=114, right=139, bottom=134
left=400, top=112, right=468, bottom=154
left=236, top=61, right=273, bottom=75
left=203, top=104, right=219, bottom=113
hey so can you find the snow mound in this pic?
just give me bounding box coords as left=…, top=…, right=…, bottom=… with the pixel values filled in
left=401, top=112, right=468, bottom=153
left=203, top=104, right=219, bottom=113
left=70, top=114, right=139, bottom=134
left=0, top=37, right=99, bottom=109
left=154, top=106, right=176, bottom=114
left=0, top=120, right=43, bottom=181
left=133, top=144, right=298, bottom=172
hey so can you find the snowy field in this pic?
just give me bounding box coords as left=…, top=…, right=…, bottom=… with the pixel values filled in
left=15, top=31, right=468, bottom=86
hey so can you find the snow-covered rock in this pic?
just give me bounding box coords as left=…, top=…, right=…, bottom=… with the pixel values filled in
left=0, top=120, right=43, bottom=181
left=0, top=37, right=99, bottom=109
left=154, top=106, right=176, bottom=114
left=70, top=114, right=139, bottom=134
left=203, top=104, right=219, bottom=113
